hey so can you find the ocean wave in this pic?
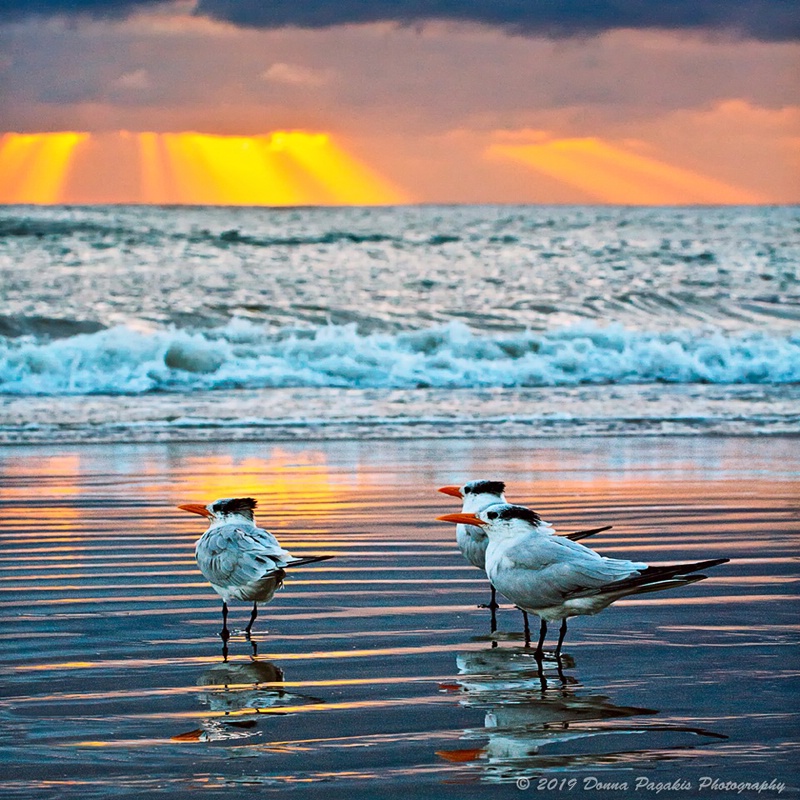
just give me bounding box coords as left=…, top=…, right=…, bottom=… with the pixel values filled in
left=0, top=321, right=798, bottom=396
left=0, top=212, right=439, bottom=249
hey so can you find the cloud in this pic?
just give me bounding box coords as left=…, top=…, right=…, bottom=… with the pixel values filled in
left=2, top=21, right=796, bottom=138
left=0, top=0, right=165, bottom=21
left=261, top=62, right=332, bottom=87
left=115, top=68, right=150, bottom=89
left=1, top=0, right=798, bottom=41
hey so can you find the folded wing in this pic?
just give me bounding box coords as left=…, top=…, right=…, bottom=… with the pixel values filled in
left=497, top=535, right=647, bottom=608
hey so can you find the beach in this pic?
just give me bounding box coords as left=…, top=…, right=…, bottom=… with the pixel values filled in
left=1, top=435, right=797, bottom=798
left=2, top=0, right=799, bottom=789
left=1, top=203, right=798, bottom=797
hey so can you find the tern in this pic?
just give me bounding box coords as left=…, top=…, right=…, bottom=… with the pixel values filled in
left=437, top=481, right=612, bottom=634
left=178, top=497, right=333, bottom=641
left=437, top=503, right=728, bottom=658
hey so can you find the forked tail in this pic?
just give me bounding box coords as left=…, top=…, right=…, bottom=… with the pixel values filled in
left=284, top=555, right=335, bottom=570
left=566, top=525, right=613, bottom=542
left=600, top=557, right=729, bottom=597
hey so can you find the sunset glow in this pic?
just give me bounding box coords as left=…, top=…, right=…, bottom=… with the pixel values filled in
left=0, top=131, right=410, bottom=206
left=0, top=128, right=788, bottom=206
left=0, top=132, right=88, bottom=204
left=487, top=137, right=766, bottom=205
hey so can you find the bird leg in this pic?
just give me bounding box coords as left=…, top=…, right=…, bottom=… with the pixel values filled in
left=534, top=619, right=547, bottom=658
left=555, top=657, right=567, bottom=686
left=521, top=610, right=531, bottom=646
left=535, top=657, right=547, bottom=692
left=478, top=585, right=500, bottom=633
left=220, top=601, right=230, bottom=643
left=478, top=585, right=501, bottom=611
left=554, top=618, right=568, bottom=658
left=245, top=601, right=258, bottom=637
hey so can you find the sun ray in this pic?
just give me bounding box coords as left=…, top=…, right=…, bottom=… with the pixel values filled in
left=161, top=133, right=224, bottom=205
left=138, top=132, right=171, bottom=204
left=0, top=134, right=43, bottom=202
left=488, top=139, right=650, bottom=203
left=187, top=133, right=303, bottom=205
left=271, top=132, right=411, bottom=205
left=562, top=138, right=765, bottom=204
left=132, top=131, right=410, bottom=206
left=0, top=132, right=88, bottom=204
left=487, top=137, right=764, bottom=205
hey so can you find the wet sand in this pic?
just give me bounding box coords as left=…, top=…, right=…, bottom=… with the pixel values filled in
left=1, top=436, right=798, bottom=799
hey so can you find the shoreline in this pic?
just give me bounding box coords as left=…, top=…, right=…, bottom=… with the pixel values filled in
left=3, top=427, right=800, bottom=448
left=2, top=383, right=798, bottom=445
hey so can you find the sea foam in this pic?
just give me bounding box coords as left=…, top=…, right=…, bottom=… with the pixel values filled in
left=1, top=321, right=797, bottom=396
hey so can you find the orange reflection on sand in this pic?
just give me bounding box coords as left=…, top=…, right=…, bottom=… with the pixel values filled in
left=172, top=448, right=380, bottom=530
left=120, top=693, right=451, bottom=722
left=0, top=455, right=82, bottom=541
left=487, top=136, right=763, bottom=204
left=15, top=643, right=477, bottom=671
left=0, top=454, right=82, bottom=500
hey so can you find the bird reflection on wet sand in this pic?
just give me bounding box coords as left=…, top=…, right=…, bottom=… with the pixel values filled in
left=437, top=645, right=727, bottom=782
left=171, top=652, right=323, bottom=743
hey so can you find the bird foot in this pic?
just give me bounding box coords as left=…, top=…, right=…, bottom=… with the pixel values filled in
left=526, top=647, right=568, bottom=663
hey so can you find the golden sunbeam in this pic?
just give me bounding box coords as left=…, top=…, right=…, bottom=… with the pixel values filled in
left=0, top=130, right=410, bottom=206
left=0, top=134, right=42, bottom=202
left=137, top=132, right=170, bottom=204
left=0, top=132, right=87, bottom=204
left=487, top=137, right=764, bottom=205
left=271, top=132, right=412, bottom=205
left=161, top=132, right=223, bottom=204
left=187, top=133, right=304, bottom=205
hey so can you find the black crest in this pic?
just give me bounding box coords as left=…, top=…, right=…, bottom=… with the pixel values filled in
left=492, top=504, right=541, bottom=526
left=463, top=480, right=506, bottom=496
left=211, top=497, right=258, bottom=517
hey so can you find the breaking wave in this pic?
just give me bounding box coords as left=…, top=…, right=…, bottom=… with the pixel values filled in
left=1, top=320, right=798, bottom=396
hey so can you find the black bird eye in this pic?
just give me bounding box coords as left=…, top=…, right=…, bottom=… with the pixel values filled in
left=487, top=511, right=498, bottom=520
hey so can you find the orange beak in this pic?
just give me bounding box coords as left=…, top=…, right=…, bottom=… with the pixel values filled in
left=436, top=512, right=485, bottom=526
left=171, top=729, right=205, bottom=741
left=435, top=747, right=486, bottom=762
left=437, top=485, right=463, bottom=499
left=178, top=503, right=212, bottom=518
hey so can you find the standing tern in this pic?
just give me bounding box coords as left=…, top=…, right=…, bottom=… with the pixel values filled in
left=178, top=497, right=333, bottom=642
left=437, top=481, right=612, bottom=634
left=437, top=503, right=728, bottom=658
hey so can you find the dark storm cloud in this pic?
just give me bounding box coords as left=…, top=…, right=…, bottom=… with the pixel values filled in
left=0, top=0, right=165, bottom=20
left=1, top=0, right=798, bottom=41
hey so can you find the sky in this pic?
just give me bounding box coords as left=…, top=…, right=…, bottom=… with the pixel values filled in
left=0, top=0, right=798, bottom=204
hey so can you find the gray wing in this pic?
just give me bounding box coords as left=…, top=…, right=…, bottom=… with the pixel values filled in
left=499, top=535, right=647, bottom=608
left=196, top=523, right=293, bottom=588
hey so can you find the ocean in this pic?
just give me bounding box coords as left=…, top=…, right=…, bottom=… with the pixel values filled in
left=1, top=203, right=798, bottom=442
left=2, top=205, right=798, bottom=798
